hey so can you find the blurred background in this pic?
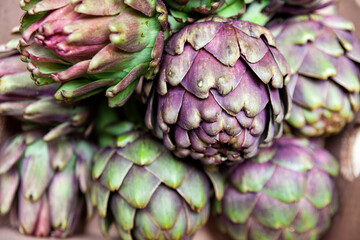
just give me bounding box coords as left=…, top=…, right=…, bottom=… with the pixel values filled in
left=0, top=0, right=360, bottom=239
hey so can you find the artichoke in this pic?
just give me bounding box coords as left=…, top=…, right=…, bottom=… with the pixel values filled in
left=19, top=0, right=167, bottom=107
left=146, top=18, right=291, bottom=165
left=91, top=128, right=222, bottom=239
left=0, top=131, right=94, bottom=237
left=213, top=137, right=339, bottom=240
left=164, top=0, right=247, bottom=23
left=269, top=15, right=360, bottom=137
left=0, top=39, right=92, bottom=141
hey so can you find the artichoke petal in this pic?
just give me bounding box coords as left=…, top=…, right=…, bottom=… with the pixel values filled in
left=21, top=140, right=54, bottom=201
left=118, top=165, right=161, bottom=209
left=0, top=168, right=19, bottom=215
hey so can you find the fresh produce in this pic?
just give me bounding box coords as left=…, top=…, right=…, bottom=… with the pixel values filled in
left=213, top=137, right=339, bottom=240
left=0, top=0, right=357, bottom=238
left=269, top=15, right=360, bottom=137
left=0, top=131, right=94, bottom=237
left=0, top=39, right=92, bottom=141
left=19, top=0, right=168, bottom=107
left=146, top=18, right=291, bottom=165
left=91, top=126, right=221, bottom=239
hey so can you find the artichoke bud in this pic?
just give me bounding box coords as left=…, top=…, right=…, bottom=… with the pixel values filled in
left=0, top=131, right=95, bottom=237
left=20, top=0, right=168, bottom=107
left=91, top=129, right=224, bottom=239
left=147, top=19, right=291, bottom=165
left=214, top=136, right=339, bottom=240
left=0, top=38, right=94, bottom=140
left=269, top=14, right=360, bottom=137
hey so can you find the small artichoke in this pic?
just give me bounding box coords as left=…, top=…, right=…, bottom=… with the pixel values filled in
left=269, top=15, right=360, bottom=137
left=19, top=0, right=167, bottom=107
left=91, top=129, right=220, bottom=239
left=146, top=18, right=291, bottom=165
left=0, top=39, right=92, bottom=141
left=213, top=137, right=339, bottom=240
left=0, top=131, right=94, bottom=237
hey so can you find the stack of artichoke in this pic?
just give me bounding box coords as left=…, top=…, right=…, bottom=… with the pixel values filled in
left=0, top=0, right=358, bottom=239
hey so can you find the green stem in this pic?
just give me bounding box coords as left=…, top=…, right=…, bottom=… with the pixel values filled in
left=168, top=15, right=187, bottom=34
left=215, top=0, right=246, bottom=18
left=239, top=0, right=273, bottom=26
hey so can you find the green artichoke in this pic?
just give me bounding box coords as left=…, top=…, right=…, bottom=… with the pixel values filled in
left=0, top=39, right=92, bottom=141
left=91, top=129, right=223, bottom=239
left=269, top=15, right=360, bottom=137
left=146, top=18, right=291, bottom=165
left=213, top=137, right=339, bottom=240
left=19, top=0, right=168, bottom=107
left=0, top=131, right=94, bottom=237
left=164, top=0, right=247, bottom=23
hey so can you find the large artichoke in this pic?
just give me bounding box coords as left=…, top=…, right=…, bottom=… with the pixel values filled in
left=0, top=131, right=94, bottom=237
left=213, top=137, right=339, bottom=240
left=91, top=128, right=222, bottom=239
left=269, top=15, right=360, bottom=137
left=0, top=39, right=92, bottom=141
left=146, top=18, right=291, bottom=165
left=19, top=0, right=167, bottom=107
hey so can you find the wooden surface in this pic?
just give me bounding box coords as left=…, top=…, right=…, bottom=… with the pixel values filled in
left=1, top=0, right=360, bottom=239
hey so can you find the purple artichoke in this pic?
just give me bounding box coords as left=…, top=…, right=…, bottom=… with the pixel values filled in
left=0, top=39, right=92, bottom=141
left=19, top=0, right=167, bottom=107
left=146, top=18, right=291, bottom=165
left=0, top=131, right=95, bottom=237
left=269, top=15, right=360, bottom=137
left=214, top=137, right=339, bottom=240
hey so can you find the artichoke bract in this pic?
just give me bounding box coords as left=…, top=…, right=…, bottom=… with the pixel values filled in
left=0, top=131, right=94, bottom=237
left=164, top=0, right=246, bottom=23
left=213, top=137, right=339, bottom=240
left=146, top=18, right=291, bottom=165
left=269, top=15, right=360, bottom=137
left=0, top=39, right=92, bottom=141
left=91, top=130, right=217, bottom=239
left=19, top=0, right=167, bottom=107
